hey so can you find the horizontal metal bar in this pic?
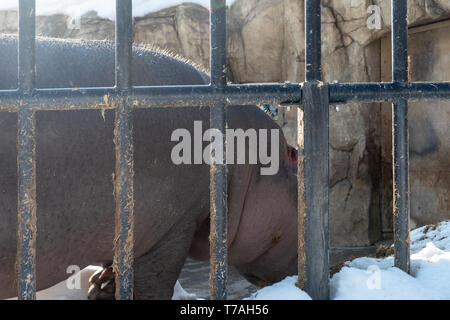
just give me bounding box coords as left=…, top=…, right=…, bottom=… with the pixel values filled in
left=1, top=81, right=450, bottom=111
left=0, top=83, right=302, bottom=111
left=329, top=82, right=450, bottom=103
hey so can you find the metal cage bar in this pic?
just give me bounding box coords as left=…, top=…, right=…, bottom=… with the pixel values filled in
left=6, top=0, right=444, bottom=301
left=2, top=81, right=450, bottom=111
left=209, top=0, right=228, bottom=300
left=113, top=0, right=135, bottom=300
left=16, top=0, right=37, bottom=301
left=302, top=0, right=330, bottom=300
left=0, top=84, right=302, bottom=111
left=329, top=81, right=450, bottom=103
left=391, top=0, right=410, bottom=273
left=305, top=0, right=322, bottom=81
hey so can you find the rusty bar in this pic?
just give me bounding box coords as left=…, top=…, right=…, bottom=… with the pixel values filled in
left=303, top=0, right=330, bottom=300
left=391, top=0, right=410, bottom=273
left=3, top=81, right=450, bottom=111
left=209, top=0, right=228, bottom=300
left=17, top=107, right=37, bottom=301
left=16, top=0, right=37, bottom=300
left=296, top=87, right=306, bottom=291
left=0, top=83, right=302, bottom=111
left=113, top=0, right=135, bottom=300
left=115, top=0, right=133, bottom=91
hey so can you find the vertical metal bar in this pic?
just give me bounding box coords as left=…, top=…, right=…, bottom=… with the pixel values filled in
left=302, top=82, right=330, bottom=300
left=209, top=0, right=228, bottom=300
left=17, top=0, right=36, bottom=301
left=116, top=0, right=133, bottom=91
left=18, top=0, right=35, bottom=94
left=296, top=105, right=306, bottom=290
left=305, top=0, right=322, bottom=81
left=391, top=0, right=410, bottom=273
left=303, top=0, right=330, bottom=300
left=113, top=0, right=135, bottom=300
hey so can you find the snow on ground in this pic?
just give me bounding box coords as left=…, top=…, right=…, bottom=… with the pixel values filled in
left=244, top=276, right=311, bottom=300
left=172, top=281, right=201, bottom=300
left=329, top=220, right=450, bottom=299
left=0, top=0, right=237, bottom=20
left=248, top=220, right=450, bottom=300
left=6, top=220, right=450, bottom=300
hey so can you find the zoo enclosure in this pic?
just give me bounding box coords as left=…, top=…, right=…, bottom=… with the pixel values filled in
left=2, top=0, right=450, bottom=300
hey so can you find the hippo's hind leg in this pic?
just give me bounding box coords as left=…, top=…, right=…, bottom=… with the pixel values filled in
left=133, top=218, right=196, bottom=300
left=89, top=217, right=196, bottom=300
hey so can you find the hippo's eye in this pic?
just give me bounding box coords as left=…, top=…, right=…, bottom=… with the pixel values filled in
left=287, top=146, right=298, bottom=163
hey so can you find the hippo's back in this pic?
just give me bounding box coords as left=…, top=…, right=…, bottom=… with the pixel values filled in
left=0, top=35, right=209, bottom=89
left=0, top=36, right=212, bottom=298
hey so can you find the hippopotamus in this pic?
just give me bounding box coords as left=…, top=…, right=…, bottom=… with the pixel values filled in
left=0, top=35, right=298, bottom=299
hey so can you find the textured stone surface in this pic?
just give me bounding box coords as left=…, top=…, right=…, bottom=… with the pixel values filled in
left=0, top=0, right=449, bottom=248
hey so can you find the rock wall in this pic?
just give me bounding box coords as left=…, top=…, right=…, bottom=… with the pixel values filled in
left=1, top=0, right=449, bottom=248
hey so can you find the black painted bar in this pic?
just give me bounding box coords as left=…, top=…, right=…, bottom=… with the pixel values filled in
left=209, top=0, right=228, bottom=301
left=328, top=82, right=450, bottom=103
left=302, top=81, right=330, bottom=300
left=17, top=0, right=37, bottom=301
left=0, top=84, right=302, bottom=111
left=303, top=0, right=330, bottom=300
left=114, top=0, right=135, bottom=300
left=18, top=0, right=35, bottom=94
left=1, top=81, right=450, bottom=111
left=305, top=0, right=322, bottom=81
left=6, top=0, right=445, bottom=302
left=391, top=0, right=410, bottom=274
left=17, top=107, right=37, bottom=301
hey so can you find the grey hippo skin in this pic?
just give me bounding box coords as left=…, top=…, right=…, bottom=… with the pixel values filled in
left=0, top=36, right=298, bottom=299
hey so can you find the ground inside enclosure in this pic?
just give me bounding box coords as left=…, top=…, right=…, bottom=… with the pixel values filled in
left=4, top=220, right=450, bottom=300
left=177, top=259, right=258, bottom=299
left=7, top=259, right=259, bottom=300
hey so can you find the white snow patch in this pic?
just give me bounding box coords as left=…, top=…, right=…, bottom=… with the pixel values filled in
left=0, top=0, right=237, bottom=20
left=172, top=281, right=199, bottom=300
left=330, top=220, right=450, bottom=300
left=245, top=220, right=450, bottom=300
left=245, top=276, right=311, bottom=300
left=410, top=220, right=450, bottom=253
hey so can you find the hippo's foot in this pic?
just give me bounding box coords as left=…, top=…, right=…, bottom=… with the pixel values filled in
left=87, top=218, right=196, bottom=300
left=88, top=265, right=116, bottom=300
